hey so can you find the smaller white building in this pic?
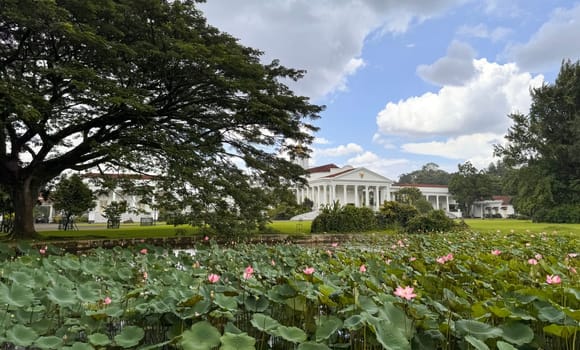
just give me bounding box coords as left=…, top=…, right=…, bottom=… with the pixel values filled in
left=472, top=196, right=515, bottom=218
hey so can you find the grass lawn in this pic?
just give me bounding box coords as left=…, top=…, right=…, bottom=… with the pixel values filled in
left=28, top=218, right=580, bottom=240
left=463, top=218, right=580, bottom=237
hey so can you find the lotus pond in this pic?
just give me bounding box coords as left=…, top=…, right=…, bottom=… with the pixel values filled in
left=0, top=230, right=578, bottom=350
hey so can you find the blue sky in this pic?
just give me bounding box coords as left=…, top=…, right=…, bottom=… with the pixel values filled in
left=199, top=0, right=580, bottom=181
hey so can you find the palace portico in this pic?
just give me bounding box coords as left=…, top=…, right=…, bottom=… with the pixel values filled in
left=295, top=164, right=460, bottom=216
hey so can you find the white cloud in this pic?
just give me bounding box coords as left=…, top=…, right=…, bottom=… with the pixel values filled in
left=457, top=23, right=511, bottom=42
left=506, top=3, right=580, bottom=72
left=314, top=143, right=363, bottom=157
left=402, top=132, right=503, bottom=159
left=346, top=151, right=410, bottom=180
left=417, top=41, right=477, bottom=86
left=372, top=133, right=396, bottom=149
left=313, top=137, right=331, bottom=145
left=199, top=0, right=466, bottom=99
left=377, top=58, right=544, bottom=136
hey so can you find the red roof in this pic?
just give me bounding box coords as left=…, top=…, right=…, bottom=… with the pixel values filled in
left=492, top=195, right=512, bottom=205
left=307, top=163, right=339, bottom=174
left=394, top=183, right=449, bottom=188
left=323, top=168, right=355, bottom=178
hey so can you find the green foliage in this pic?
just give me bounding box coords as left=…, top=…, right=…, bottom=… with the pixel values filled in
left=377, top=201, right=419, bottom=228
left=311, top=202, right=377, bottom=233
left=0, top=231, right=577, bottom=349
left=0, top=0, right=322, bottom=238
left=398, top=163, right=451, bottom=185
left=533, top=204, right=580, bottom=223
left=449, top=162, right=493, bottom=217
left=51, top=174, right=96, bottom=230
left=405, top=210, right=457, bottom=233
left=495, top=60, right=580, bottom=221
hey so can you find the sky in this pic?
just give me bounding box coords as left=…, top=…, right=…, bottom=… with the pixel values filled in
left=199, top=0, right=580, bottom=181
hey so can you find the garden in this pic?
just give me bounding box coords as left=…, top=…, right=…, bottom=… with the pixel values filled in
left=0, top=228, right=577, bottom=349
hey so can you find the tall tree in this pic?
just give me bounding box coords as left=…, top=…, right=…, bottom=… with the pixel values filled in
left=51, top=174, right=95, bottom=230
left=494, top=60, right=580, bottom=217
left=448, top=162, right=493, bottom=217
left=398, top=163, right=451, bottom=185
left=0, top=0, right=322, bottom=238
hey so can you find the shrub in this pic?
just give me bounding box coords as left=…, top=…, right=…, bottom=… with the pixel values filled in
left=533, top=204, right=580, bottom=223
left=377, top=201, right=419, bottom=228
left=311, top=202, right=377, bottom=233
left=406, top=210, right=457, bottom=233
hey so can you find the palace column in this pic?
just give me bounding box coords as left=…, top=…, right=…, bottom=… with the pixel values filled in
left=375, top=185, right=380, bottom=211
left=343, top=184, right=347, bottom=204
left=354, top=186, right=359, bottom=207
left=436, top=195, right=440, bottom=210
left=365, top=185, right=369, bottom=207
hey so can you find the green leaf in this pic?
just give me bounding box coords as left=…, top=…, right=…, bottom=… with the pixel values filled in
left=372, top=320, right=411, bottom=350
left=9, top=271, right=36, bottom=287
left=298, top=342, right=331, bottom=350
left=276, top=326, right=307, bottom=343
left=70, top=342, right=94, bottom=350
left=243, top=294, right=269, bottom=312
left=0, top=282, right=35, bottom=308
left=357, top=295, right=378, bottom=314
left=219, top=332, right=256, bottom=350
left=47, top=286, right=77, bottom=307
left=88, top=333, right=111, bottom=346
left=537, top=305, right=565, bottom=323
left=464, top=335, right=489, bottom=350
left=114, top=326, right=144, bottom=348
left=500, top=322, right=534, bottom=345
left=543, top=324, right=579, bottom=339
left=6, top=324, right=39, bottom=347
left=456, top=319, right=502, bottom=340
left=181, top=321, right=221, bottom=350
left=343, top=314, right=365, bottom=331
left=315, top=315, right=342, bottom=342
left=77, top=283, right=101, bottom=303
left=34, top=336, right=63, bottom=349
left=214, top=293, right=238, bottom=311
left=250, top=313, right=280, bottom=333
left=496, top=341, right=517, bottom=350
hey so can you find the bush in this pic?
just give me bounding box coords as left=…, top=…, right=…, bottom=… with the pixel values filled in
left=406, top=210, right=457, bottom=233
left=311, top=202, right=377, bottom=233
left=533, top=204, right=580, bottom=223
left=377, top=201, right=419, bottom=228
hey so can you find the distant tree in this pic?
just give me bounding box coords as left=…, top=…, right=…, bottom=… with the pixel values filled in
left=398, top=163, right=451, bottom=185
left=395, top=187, right=433, bottom=214
left=485, top=160, right=511, bottom=195
left=494, top=60, right=580, bottom=220
left=448, top=162, right=493, bottom=217
left=51, top=174, right=95, bottom=230
left=0, top=0, right=322, bottom=238
left=102, top=201, right=128, bottom=229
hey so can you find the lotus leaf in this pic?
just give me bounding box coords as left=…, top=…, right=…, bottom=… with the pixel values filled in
left=88, top=333, right=111, bottom=346
left=500, top=322, right=534, bottom=345
left=496, top=341, right=517, bottom=350
left=8, top=270, right=36, bottom=287
left=464, top=335, right=490, bottom=350
left=276, top=325, right=307, bottom=343
left=371, top=319, right=411, bottom=350
left=542, top=324, right=579, bottom=338
left=297, top=342, right=331, bottom=350
left=0, top=282, right=34, bottom=308
left=68, top=342, right=94, bottom=350
left=455, top=319, right=502, bottom=340
left=250, top=313, right=280, bottom=332
left=114, top=326, right=145, bottom=348
left=244, top=294, right=269, bottom=312
left=537, top=305, right=566, bottom=323
left=315, top=316, right=342, bottom=342
left=214, top=293, right=238, bottom=311
left=76, top=284, right=101, bottom=303
left=180, top=321, right=221, bottom=350
left=219, top=332, right=256, bottom=350
left=34, top=336, right=63, bottom=349
left=343, top=314, right=364, bottom=331
left=6, top=324, right=39, bottom=347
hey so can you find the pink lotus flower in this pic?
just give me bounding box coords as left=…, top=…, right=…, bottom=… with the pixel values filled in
left=208, top=273, right=220, bottom=283
left=140, top=248, right=148, bottom=254
left=491, top=249, right=502, bottom=256
left=359, top=265, right=366, bottom=273
left=394, top=286, right=417, bottom=300
left=271, top=259, right=276, bottom=266
left=39, top=246, right=47, bottom=255
left=409, top=257, right=416, bottom=262
left=204, top=236, right=209, bottom=241
left=436, top=257, right=446, bottom=264
left=569, top=267, right=577, bottom=274
left=243, top=266, right=254, bottom=280
left=534, top=254, right=542, bottom=260
left=303, top=267, right=315, bottom=275
left=331, top=242, right=338, bottom=248
left=445, top=253, right=454, bottom=261
left=546, top=275, right=561, bottom=284
left=103, top=297, right=112, bottom=305
left=528, top=258, right=538, bottom=265
left=385, top=259, right=392, bottom=265
left=143, top=272, right=148, bottom=279
left=568, top=253, right=578, bottom=258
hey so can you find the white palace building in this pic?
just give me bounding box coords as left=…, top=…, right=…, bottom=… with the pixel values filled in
left=293, top=163, right=462, bottom=219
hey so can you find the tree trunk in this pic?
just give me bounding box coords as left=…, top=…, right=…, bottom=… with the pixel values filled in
left=11, top=177, right=39, bottom=239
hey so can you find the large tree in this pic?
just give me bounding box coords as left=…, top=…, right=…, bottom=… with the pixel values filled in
left=0, top=0, right=322, bottom=238
left=494, top=60, right=580, bottom=217
left=398, top=163, right=451, bottom=185
left=448, top=162, right=493, bottom=217
left=51, top=174, right=95, bottom=230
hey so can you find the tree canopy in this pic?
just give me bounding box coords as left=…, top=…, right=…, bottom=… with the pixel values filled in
left=398, top=163, right=451, bottom=185
left=448, top=162, right=493, bottom=217
left=494, top=60, right=580, bottom=220
left=0, top=0, right=322, bottom=237
left=51, top=174, right=95, bottom=230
